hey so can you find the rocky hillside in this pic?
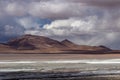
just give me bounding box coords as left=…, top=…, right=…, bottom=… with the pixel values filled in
left=7, top=35, right=67, bottom=50
left=0, top=35, right=112, bottom=53
left=61, top=39, right=111, bottom=51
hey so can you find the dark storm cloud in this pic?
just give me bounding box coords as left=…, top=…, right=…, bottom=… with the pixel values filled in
left=68, top=0, right=120, bottom=7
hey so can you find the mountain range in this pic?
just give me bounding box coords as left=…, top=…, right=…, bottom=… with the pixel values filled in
left=0, top=34, right=116, bottom=54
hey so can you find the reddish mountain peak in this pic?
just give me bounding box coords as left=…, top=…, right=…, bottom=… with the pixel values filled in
left=4, top=35, right=112, bottom=52
left=7, top=35, right=67, bottom=50
left=21, top=34, right=48, bottom=39
left=99, top=45, right=111, bottom=51
left=61, top=39, right=74, bottom=44
left=7, top=35, right=36, bottom=50
left=61, top=39, right=78, bottom=48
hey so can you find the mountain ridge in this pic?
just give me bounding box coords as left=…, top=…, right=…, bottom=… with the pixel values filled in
left=7, top=34, right=67, bottom=50
left=0, top=35, right=112, bottom=53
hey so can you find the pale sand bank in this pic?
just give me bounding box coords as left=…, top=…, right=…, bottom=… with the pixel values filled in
left=0, top=53, right=120, bottom=60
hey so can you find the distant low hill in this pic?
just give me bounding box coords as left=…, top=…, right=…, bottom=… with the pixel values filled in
left=0, top=35, right=113, bottom=54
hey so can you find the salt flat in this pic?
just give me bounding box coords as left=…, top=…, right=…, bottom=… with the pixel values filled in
left=0, top=53, right=120, bottom=72
left=0, top=54, right=120, bottom=79
left=0, top=59, right=120, bottom=72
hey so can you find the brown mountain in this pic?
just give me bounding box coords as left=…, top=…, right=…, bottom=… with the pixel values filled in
left=61, top=39, right=79, bottom=48
left=0, top=43, right=10, bottom=49
left=61, top=39, right=111, bottom=51
left=8, top=35, right=67, bottom=50
left=0, top=35, right=112, bottom=53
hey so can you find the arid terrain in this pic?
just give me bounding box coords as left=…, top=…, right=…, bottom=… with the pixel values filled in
left=0, top=34, right=113, bottom=54
left=0, top=34, right=120, bottom=61
left=0, top=53, right=120, bottom=60
left=0, top=35, right=120, bottom=80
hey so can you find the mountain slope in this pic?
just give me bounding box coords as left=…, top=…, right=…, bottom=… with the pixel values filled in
left=61, top=39, right=78, bottom=48
left=0, top=35, right=112, bottom=53
left=61, top=39, right=111, bottom=51
left=7, top=35, right=67, bottom=50
left=0, top=43, right=13, bottom=51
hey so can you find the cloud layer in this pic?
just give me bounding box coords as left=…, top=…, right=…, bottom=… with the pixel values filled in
left=0, top=0, right=120, bottom=49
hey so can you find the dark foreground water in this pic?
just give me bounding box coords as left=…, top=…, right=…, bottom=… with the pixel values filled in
left=0, top=59, right=120, bottom=80
left=1, top=71, right=120, bottom=80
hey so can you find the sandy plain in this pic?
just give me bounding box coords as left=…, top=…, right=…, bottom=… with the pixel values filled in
left=0, top=53, right=120, bottom=60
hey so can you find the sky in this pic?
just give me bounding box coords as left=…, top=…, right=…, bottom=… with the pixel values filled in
left=0, top=0, right=120, bottom=49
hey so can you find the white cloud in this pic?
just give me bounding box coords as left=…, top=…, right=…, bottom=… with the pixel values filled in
left=25, top=16, right=98, bottom=44
left=25, top=15, right=120, bottom=49
left=43, top=16, right=97, bottom=36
